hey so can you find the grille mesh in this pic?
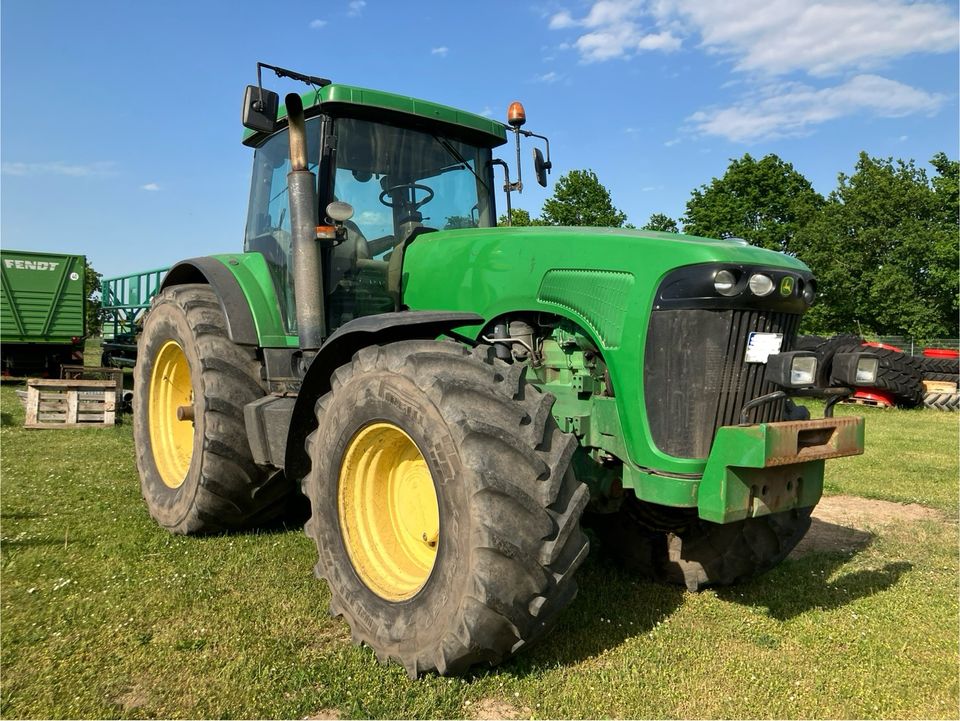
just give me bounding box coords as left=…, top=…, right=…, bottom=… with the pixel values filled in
left=644, top=309, right=801, bottom=459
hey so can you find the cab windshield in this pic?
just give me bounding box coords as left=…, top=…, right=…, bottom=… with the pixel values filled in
left=332, top=116, right=496, bottom=245
left=326, top=116, right=495, bottom=326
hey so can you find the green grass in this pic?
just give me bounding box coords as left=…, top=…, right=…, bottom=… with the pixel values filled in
left=795, top=399, right=960, bottom=514
left=1, top=368, right=957, bottom=719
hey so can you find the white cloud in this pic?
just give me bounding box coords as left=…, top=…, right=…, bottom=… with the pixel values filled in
left=309, top=19, right=327, bottom=29
left=688, top=74, right=946, bottom=143
left=431, top=46, right=448, bottom=57
left=549, top=0, right=957, bottom=73
left=575, top=25, right=680, bottom=62
left=582, top=0, right=643, bottom=28
left=535, top=71, right=561, bottom=83
left=479, top=107, right=494, bottom=118
left=141, top=183, right=161, bottom=191
left=548, top=10, right=576, bottom=29
left=347, top=0, right=365, bottom=17
left=548, top=1, right=680, bottom=62
left=1, top=161, right=117, bottom=177
left=657, top=0, right=958, bottom=76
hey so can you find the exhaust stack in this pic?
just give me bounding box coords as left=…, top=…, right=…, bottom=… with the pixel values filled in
left=285, top=93, right=326, bottom=351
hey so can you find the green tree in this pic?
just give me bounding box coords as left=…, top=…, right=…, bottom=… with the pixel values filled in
left=496, top=208, right=544, bottom=226
left=443, top=215, right=475, bottom=230
left=540, top=169, right=627, bottom=227
left=683, top=154, right=823, bottom=252
left=795, top=152, right=958, bottom=339
left=84, top=262, right=102, bottom=336
left=642, top=213, right=679, bottom=233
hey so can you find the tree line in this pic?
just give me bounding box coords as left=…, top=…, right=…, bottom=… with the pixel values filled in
left=501, top=154, right=959, bottom=341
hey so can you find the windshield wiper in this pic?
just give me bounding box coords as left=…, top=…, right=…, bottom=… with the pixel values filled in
left=431, top=135, right=489, bottom=192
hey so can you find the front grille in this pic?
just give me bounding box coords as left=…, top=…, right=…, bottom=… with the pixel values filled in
left=644, top=308, right=802, bottom=459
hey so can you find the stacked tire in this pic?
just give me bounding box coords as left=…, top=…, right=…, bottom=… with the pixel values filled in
left=918, top=352, right=960, bottom=411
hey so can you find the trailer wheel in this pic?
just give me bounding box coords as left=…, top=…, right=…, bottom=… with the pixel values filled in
left=591, top=494, right=812, bottom=592
left=304, top=341, right=589, bottom=677
left=134, top=284, right=291, bottom=534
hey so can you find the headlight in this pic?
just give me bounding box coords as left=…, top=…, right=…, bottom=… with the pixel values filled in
left=714, top=269, right=738, bottom=296
left=748, top=273, right=775, bottom=296
left=801, top=279, right=816, bottom=305
left=831, top=352, right=879, bottom=386
left=766, top=351, right=818, bottom=388
left=790, top=355, right=818, bottom=385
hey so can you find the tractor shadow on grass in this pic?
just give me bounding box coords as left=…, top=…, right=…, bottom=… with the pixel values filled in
left=717, top=517, right=912, bottom=620
left=497, top=552, right=687, bottom=676
left=499, top=518, right=912, bottom=674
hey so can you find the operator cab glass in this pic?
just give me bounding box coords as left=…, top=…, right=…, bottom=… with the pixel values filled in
left=327, top=116, right=495, bottom=327
left=243, top=114, right=495, bottom=335
left=243, top=117, right=321, bottom=333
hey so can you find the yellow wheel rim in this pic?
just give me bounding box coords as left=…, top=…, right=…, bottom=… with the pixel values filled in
left=338, top=422, right=440, bottom=601
left=149, top=340, right=194, bottom=489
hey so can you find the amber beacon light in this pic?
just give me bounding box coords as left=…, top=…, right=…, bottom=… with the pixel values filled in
left=507, top=101, right=526, bottom=128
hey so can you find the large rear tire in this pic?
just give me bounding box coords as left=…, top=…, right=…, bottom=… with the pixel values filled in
left=304, top=341, right=589, bottom=677
left=133, top=284, right=290, bottom=534
left=591, top=493, right=812, bottom=592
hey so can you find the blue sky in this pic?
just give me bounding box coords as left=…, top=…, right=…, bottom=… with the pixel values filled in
left=2, top=0, right=957, bottom=279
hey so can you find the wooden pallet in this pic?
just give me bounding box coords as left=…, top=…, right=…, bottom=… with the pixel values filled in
left=923, top=379, right=958, bottom=393
left=24, top=379, right=117, bottom=429
left=60, top=364, right=125, bottom=408
left=840, top=396, right=892, bottom=408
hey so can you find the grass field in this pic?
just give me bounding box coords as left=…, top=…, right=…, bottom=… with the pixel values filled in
left=1, top=350, right=957, bottom=719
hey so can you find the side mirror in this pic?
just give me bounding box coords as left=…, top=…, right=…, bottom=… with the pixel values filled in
left=325, top=201, right=355, bottom=246
left=533, top=147, right=551, bottom=188
left=326, top=201, right=355, bottom=223
left=242, top=85, right=279, bottom=133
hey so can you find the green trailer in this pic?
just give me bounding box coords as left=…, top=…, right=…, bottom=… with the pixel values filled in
left=132, top=64, right=877, bottom=677
left=100, top=267, right=169, bottom=368
left=0, top=249, right=86, bottom=377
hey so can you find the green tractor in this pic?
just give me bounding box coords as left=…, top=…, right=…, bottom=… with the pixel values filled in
left=134, top=64, right=874, bottom=676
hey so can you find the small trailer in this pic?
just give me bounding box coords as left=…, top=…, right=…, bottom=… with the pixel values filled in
left=100, top=267, right=169, bottom=368
left=0, top=249, right=86, bottom=377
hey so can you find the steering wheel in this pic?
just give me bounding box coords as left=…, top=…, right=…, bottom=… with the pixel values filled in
left=379, top=183, right=434, bottom=209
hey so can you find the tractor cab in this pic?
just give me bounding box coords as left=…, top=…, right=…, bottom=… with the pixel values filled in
left=241, top=75, right=510, bottom=335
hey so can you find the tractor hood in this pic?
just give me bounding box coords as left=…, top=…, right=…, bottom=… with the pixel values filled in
left=402, top=223, right=811, bottom=343
left=401, top=224, right=816, bottom=479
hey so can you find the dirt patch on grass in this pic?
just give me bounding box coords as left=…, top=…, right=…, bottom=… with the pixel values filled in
left=113, top=687, right=149, bottom=713
left=468, top=697, right=530, bottom=720
left=791, top=495, right=948, bottom=557
left=302, top=709, right=341, bottom=720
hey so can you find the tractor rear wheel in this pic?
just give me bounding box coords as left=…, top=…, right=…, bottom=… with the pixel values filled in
left=134, top=284, right=290, bottom=534
left=591, top=494, right=812, bottom=591
left=304, top=341, right=589, bottom=677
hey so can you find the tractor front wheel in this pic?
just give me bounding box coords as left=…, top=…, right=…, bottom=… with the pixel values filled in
left=304, top=341, right=589, bottom=676
left=592, top=494, right=812, bottom=591
left=133, top=284, right=290, bottom=534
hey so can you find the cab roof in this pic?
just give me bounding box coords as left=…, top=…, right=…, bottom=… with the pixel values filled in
left=242, top=82, right=509, bottom=148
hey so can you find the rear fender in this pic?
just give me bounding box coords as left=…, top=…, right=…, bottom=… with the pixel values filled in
left=161, top=253, right=291, bottom=347
left=161, top=257, right=259, bottom=345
